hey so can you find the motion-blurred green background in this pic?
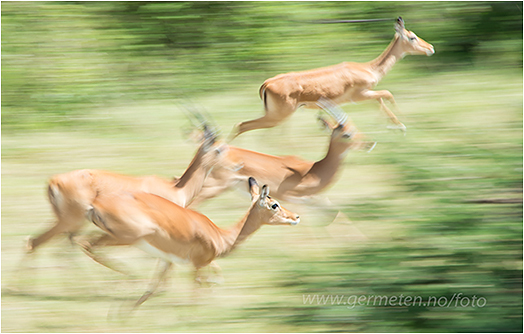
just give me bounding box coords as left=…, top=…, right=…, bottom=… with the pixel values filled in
left=2, top=1, right=522, bottom=332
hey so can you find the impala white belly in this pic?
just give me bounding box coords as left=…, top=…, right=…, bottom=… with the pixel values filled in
left=134, top=239, right=190, bottom=265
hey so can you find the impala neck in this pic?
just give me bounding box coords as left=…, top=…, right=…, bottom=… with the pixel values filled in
left=367, top=34, right=404, bottom=80
left=173, top=147, right=210, bottom=207
left=313, top=139, right=349, bottom=179
left=218, top=205, right=263, bottom=257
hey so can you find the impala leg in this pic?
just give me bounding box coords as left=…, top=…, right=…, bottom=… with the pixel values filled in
left=193, top=266, right=205, bottom=286
left=207, top=261, right=224, bottom=284
left=192, top=267, right=202, bottom=302
left=27, top=198, right=89, bottom=253
left=229, top=115, right=280, bottom=140
left=229, top=103, right=296, bottom=140
left=378, top=98, right=406, bottom=132
left=313, top=196, right=368, bottom=241
left=11, top=219, right=82, bottom=292
left=4, top=241, right=39, bottom=292
left=27, top=219, right=81, bottom=253
left=299, top=195, right=368, bottom=242
left=133, top=260, right=173, bottom=309
left=357, top=89, right=406, bottom=132
left=76, top=233, right=131, bottom=275
left=311, top=195, right=342, bottom=224
left=190, top=183, right=233, bottom=207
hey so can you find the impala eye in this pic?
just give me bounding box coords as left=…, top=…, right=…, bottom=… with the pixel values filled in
left=271, top=203, right=279, bottom=210
left=342, top=133, right=352, bottom=139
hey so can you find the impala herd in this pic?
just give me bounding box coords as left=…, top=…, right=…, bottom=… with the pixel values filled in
left=24, top=17, right=433, bottom=309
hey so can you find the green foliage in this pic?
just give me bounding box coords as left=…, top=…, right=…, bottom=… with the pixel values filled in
left=2, top=1, right=522, bottom=129
left=2, top=2, right=522, bottom=332
left=274, top=125, right=522, bottom=332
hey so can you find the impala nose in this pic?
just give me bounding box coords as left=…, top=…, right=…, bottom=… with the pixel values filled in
left=427, top=45, right=435, bottom=56
left=291, top=215, right=300, bottom=225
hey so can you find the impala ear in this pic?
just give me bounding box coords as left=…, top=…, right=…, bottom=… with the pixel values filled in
left=261, top=185, right=270, bottom=199
left=258, top=185, right=270, bottom=206
left=248, top=177, right=260, bottom=199
left=395, top=16, right=405, bottom=35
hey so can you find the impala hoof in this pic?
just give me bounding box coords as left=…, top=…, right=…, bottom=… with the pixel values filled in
left=25, top=236, right=35, bottom=253
left=367, top=142, right=377, bottom=153
left=207, top=275, right=225, bottom=285
left=387, top=124, right=407, bottom=134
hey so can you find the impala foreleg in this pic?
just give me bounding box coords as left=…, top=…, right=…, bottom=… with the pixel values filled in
left=193, top=261, right=223, bottom=286
left=134, top=260, right=173, bottom=309
left=358, top=90, right=406, bottom=132
left=379, top=98, right=406, bottom=132
left=194, top=267, right=205, bottom=286
left=207, top=261, right=224, bottom=284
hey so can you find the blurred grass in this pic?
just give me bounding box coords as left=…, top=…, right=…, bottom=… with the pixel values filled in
left=3, top=2, right=522, bottom=130
left=2, top=1, right=522, bottom=332
left=2, top=67, right=522, bottom=332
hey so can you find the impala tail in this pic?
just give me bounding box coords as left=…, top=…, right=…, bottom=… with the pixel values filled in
left=259, top=82, right=269, bottom=111
left=47, top=181, right=65, bottom=216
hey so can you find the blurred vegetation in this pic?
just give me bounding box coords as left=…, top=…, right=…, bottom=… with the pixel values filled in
left=2, top=1, right=522, bottom=333
left=2, top=1, right=522, bottom=129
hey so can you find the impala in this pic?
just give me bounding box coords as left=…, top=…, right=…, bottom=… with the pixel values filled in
left=26, top=125, right=238, bottom=269
left=231, top=17, right=434, bottom=139
left=193, top=98, right=375, bottom=206
left=86, top=177, right=299, bottom=307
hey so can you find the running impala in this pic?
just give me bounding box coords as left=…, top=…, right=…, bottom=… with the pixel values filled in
left=193, top=98, right=375, bottom=206
left=86, top=177, right=299, bottom=308
left=231, top=17, right=434, bottom=138
left=26, top=124, right=238, bottom=266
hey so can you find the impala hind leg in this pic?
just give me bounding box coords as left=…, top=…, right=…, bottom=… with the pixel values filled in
left=13, top=218, right=84, bottom=292
left=190, top=183, right=233, bottom=207
left=27, top=215, right=85, bottom=253
left=229, top=104, right=296, bottom=140
left=77, top=232, right=131, bottom=275
left=229, top=115, right=282, bottom=140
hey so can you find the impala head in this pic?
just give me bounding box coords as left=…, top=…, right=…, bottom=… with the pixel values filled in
left=194, top=125, right=242, bottom=173
left=248, top=177, right=300, bottom=226
left=317, top=98, right=377, bottom=152
left=187, top=107, right=243, bottom=173
left=395, top=17, right=434, bottom=57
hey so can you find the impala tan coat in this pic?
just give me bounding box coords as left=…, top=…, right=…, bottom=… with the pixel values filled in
left=27, top=137, right=234, bottom=252
left=232, top=17, right=434, bottom=138
left=194, top=104, right=375, bottom=205
left=86, top=178, right=299, bottom=307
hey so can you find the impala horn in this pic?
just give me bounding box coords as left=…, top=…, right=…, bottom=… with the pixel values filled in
left=396, top=16, right=405, bottom=29
left=316, top=97, right=349, bottom=126
left=179, top=100, right=220, bottom=144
